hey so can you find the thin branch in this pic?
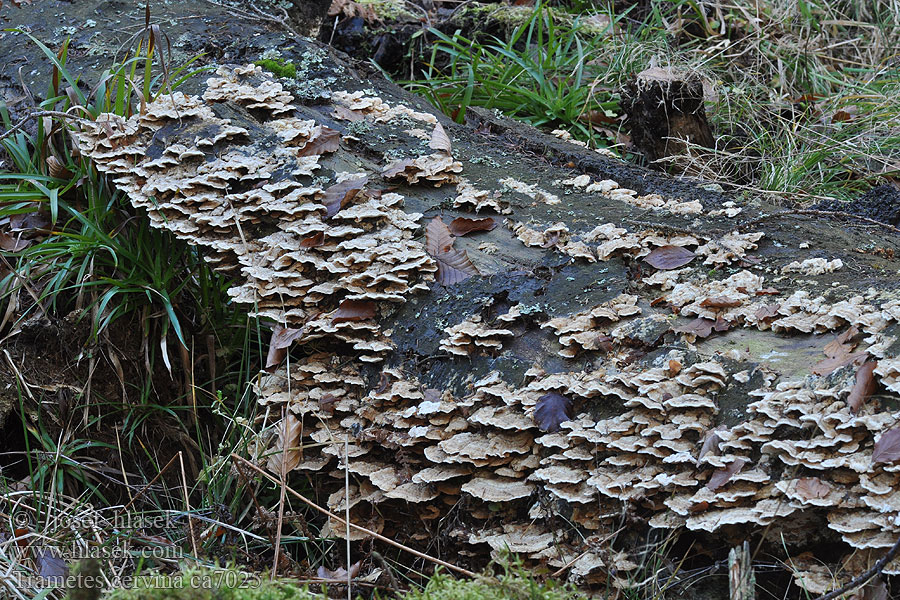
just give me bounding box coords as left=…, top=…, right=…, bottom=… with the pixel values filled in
left=231, top=453, right=478, bottom=579
left=813, top=534, right=900, bottom=600
left=0, top=110, right=94, bottom=144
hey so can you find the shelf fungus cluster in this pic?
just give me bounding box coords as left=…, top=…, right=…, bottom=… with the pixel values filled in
left=72, top=58, right=900, bottom=592
left=561, top=174, right=703, bottom=215
left=70, top=65, right=475, bottom=361
left=259, top=293, right=900, bottom=585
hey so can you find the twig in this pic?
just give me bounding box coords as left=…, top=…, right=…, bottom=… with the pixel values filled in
left=231, top=453, right=478, bottom=579
left=813, top=534, right=900, bottom=600
left=736, top=209, right=900, bottom=235
left=0, top=110, right=94, bottom=144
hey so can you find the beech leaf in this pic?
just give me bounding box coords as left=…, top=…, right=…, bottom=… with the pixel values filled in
left=322, top=176, right=367, bottom=218
left=429, top=122, right=452, bottom=154
left=847, top=360, right=878, bottom=414
left=699, top=296, right=742, bottom=308
left=332, top=299, right=376, bottom=323
left=425, top=216, right=478, bottom=285
left=382, top=158, right=415, bottom=180
left=643, top=245, right=695, bottom=270
left=872, top=427, right=900, bottom=465
left=706, top=458, right=746, bottom=491
left=448, top=217, right=497, bottom=236
left=296, top=126, right=341, bottom=157
left=675, top=317, right=731, bottom=338
left=266, top=413, right=303, bottom=474
left=794, top=477, right=831, bottom=500
left=299, top=231, right=325, bottom=248
left=534, top=392, right=573, bottom=433
left=265, top=324, right=306, bottom=369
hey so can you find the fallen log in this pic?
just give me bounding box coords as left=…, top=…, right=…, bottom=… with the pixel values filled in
left=2, top=1, right=900, bottom=594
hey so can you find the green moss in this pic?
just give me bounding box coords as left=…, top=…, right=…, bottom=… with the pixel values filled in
left=101, top=568, right=319, bottom=600
left=254, top=58, right=296, bottom=80
left=402, top=567, right=582, bottom=600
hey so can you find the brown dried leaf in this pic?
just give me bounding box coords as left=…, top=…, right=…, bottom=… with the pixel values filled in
left=429, top=122, right=452, bottom=154
left=425, top=216, right=477, bottom=285
left=265, top=325, right=306, bottom=369
left=332, top=299, right=376, bottom=323
left=794, top=477, right=831, bottom=500
left=319, top=393, right=337, bottom=417
left=754, top=304, right=779, bottom=321
left=872, top=427, right=900, bottom=465
left=299, top=231, right=325, bottom=248
left=267, top=413, right=303, bottom=474
left=0, top=231, right=31, bottom=252
left=697, top=428, right=722, bottom=462
left=675, top=317, right=731, bottom=338
left=848, top=360, right=878, bottom=414
left=317, top=561, right=361, bottom=581
left=448, top=217, right=497, bottom=236
left=322, top=176, right=367, bottom=218
left=706, top=458, right=746, bottom=491
left=668, top=360, right=682, bottom=376
left=297, top=126, right=341, bottom=157
left=812, top=328, right=864, bottom=376
left=643, top=245, right=695, bottom=270
left=755, top=287, right=781, bottom=296
left=534, top=392, right=573, bottom=433
left=699, top=296, right=742, bottom=309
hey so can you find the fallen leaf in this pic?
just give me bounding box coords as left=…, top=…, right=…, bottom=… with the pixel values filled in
left=299, top=231, right=325, bottom=248
left=675, top=317, right=731, bottom=338
left=668, top=359, right=682, bottom=376
left=322, top=176, right=367, bottom=218
left=297, top=126, right=341, bottom=157
left=534, top=392, right=573, bottom=433
left=697, top=428, right=722, bottom=462
left=812, top=326, right=865, bottom=376
left=319, top=393, right=337, bottom=417
left=794, top=477, right=831, bottom=500
left=755, top=287, right=781, bottom=296
left=0, top=231, right=31, bottom=252
left=700, top=296, right=742, bottom=309
left=266, top=413, right=303, bottom=474
left=448, top=217, right=497, bottom=236
left=332, top=299, right=376, bottom=323
left=265, top=325, right=306, bottom=369
left=425, top=216, right=478, bottom=285
left=429, top=122, right=452, bottom=154
left=643, top=245, right=695, bottom=270
left=317, top=561, right=361, bottom=580
left=872, top=427, right=900, bottom=465
left=706, top=458, right=746, bottom=491
left=754, top=304, right=780, bottom=321
left=847, top=360, right=878, bottom=414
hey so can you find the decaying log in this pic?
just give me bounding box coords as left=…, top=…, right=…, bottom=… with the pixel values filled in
left=2, top=2, right=900, bottom=593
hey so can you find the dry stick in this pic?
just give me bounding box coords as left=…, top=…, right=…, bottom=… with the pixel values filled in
left=178, top=451, right=200, bottom=561
left=736, top=209, right=900, bottom=236
left=0, top=110, right=94, bottom=144
left=231, top=454, right=478, bottom=579
left=344, top=437, right=352, bottom=600
left=272, top=405, right=289, bottom=579
left=813, top=534, right=900, bottom=600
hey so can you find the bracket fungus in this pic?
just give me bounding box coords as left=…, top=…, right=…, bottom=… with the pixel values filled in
left=74, top=61, right=900, bottom=590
